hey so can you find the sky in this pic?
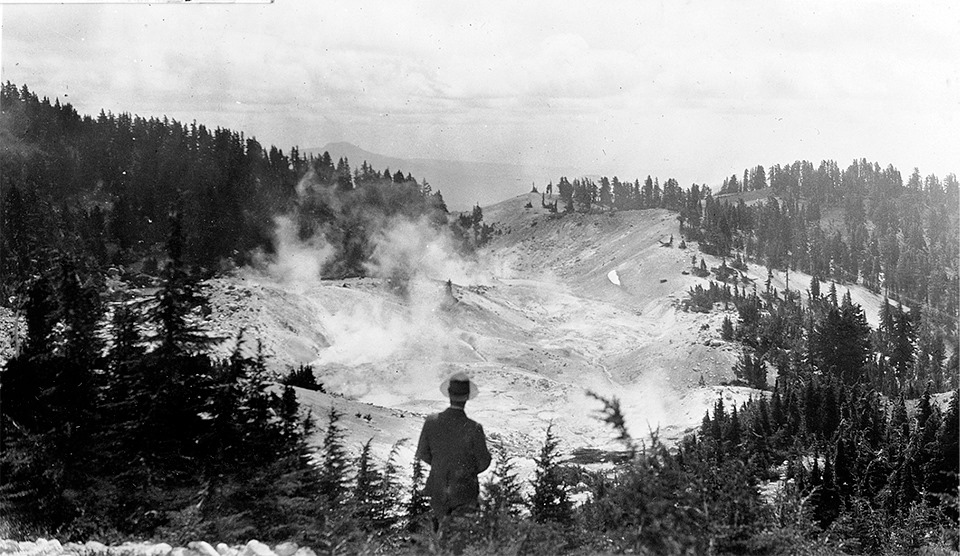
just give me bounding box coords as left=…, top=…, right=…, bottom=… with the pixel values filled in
left=2, top=0, right=958, bottom=187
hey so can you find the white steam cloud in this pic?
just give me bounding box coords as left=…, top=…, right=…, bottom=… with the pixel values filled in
left=248, top=175, right=491, bottom=381
left=316, top=215, right=489, bottom=368
left=365, top=216, right=485, bottom=286
left=257, top=215, right=335, bottom=290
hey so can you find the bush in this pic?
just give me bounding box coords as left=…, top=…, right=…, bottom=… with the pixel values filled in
left=529, top=425, right=573, bottom=525
left=282, top=365, right=324, bottom=391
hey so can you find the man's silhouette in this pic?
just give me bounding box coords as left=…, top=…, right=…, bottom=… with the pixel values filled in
left=416, top=372, right=491, bottom=531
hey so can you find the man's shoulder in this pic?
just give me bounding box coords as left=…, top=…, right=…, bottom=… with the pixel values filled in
left=428, top=408, right=485, bottom=428
left=462, top=415, right=485, bottom=434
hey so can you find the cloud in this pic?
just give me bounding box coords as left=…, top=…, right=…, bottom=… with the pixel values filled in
left=3, top=0, right=958, bottom=181
left=256, top=215, right=335, bottom=290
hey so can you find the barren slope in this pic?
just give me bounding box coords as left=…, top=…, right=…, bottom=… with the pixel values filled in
left=0, top=192, right=896, bottom=478
left=200, top=194, right=760, bottom=474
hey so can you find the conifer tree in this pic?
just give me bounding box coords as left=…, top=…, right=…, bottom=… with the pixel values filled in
left=21, top=273, right=57, bottom=358
left=377, top=439, right=406, bottom=528
left=320, top=407, right=351, bottom=504
left=888, top=396, right=910, bottom=445
left=721, top=316, right=734, bottom=341
left=820, top=382, right=840, bottom=439
left=480, top=442, right=525, bottom=538
left=803, top=379, right=821, bottom=436
left=407, top=454, right=429, bottom=530
left=353, top=439, right=382, bottom=527
left=726, top=406, right=742, bottom=449
left=146, top=211, right=213, bottom=355
left=815, top=456, right=841, bottom=528
left=483, top=443, right=524, bottom=518
left=925, top=390, right=959, bottom=514
left=529, top=424, right=572, bottom=524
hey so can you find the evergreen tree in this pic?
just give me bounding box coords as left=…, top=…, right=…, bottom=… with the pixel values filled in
left=814, top=457, right=841, bottom=528
left=352, top=439, right=382, bottom=527
left=320, top=407, right=351, bottom=504
left=529, top=424, right=572, bottom=524
left=480, top=442, right=525, bottom=538
left=810, top=302, right=870, bottom=385
left=407, top=454, right=429, bottom=530
left=726, top=406, right=742, bottom=449
left=721, top=316, right=734, bottom=341
left=145, top=212, right=214, bottom=355
left=925, top=390, right=959, bottom=514
left=820, top=382, right=841, bottom=440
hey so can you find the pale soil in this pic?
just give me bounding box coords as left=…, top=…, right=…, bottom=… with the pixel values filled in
left=199, top=194, right=843, bottom=477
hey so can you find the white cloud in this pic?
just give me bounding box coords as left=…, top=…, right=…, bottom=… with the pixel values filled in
left=2, top=0, right=958, bottom=182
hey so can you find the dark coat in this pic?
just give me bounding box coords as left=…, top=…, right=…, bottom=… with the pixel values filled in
left=416, top=407, right=491, bottom=514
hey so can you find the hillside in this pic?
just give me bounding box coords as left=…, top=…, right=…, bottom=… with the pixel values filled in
left=3, top=179, right=955, bottom=554
left=197, top=191, right=899, bottom=476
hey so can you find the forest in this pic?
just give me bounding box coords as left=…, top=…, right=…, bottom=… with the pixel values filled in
left=551, top=162, right=958, bottom=338
left=1, top=83, right=958, bottom=554
left=0, top=83, right=488, bottom=295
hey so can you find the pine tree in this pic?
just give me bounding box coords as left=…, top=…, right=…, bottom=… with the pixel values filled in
left=529, top=424, right=572, bottom=524
left=483, top=443, right=524, bottom=518
left=377, top=439, right=406, bottom=528
left=810, top=302, right=870, bottom=385
left=890, top=306, right=914, bottom=389
left=803, top=379, right=821, bottom=436
left=925, top=390, right=959, bottom=514
left=815, top=456, right=841, bottom=528
left=888, top=395, right=910, bottom=445
left=726, top=406, right=742, bottom=449
left=407, top=454, right=429, bottom=531
left=480, top=442, right=525, bottom=538
left=145, top=212, right=214, bottom=355
left=21, top=273, right=57, bottom=358
left=353, top=439, right=382, bottom=527
left=820, top=382, right=840, bottom=439
left=721, top=316, right=734, bottom=341
left=833, top=434, right=853, bottom=499
left=320, top=407, right=351, bottom=504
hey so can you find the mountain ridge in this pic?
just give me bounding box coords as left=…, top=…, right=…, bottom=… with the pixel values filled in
left=304, top=142, right=585, bottom=211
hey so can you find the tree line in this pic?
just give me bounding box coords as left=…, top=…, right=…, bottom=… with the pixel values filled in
left=1, top=83, right=496, bottom=303
left=549, top=157, right=957, bottom=363
left=686, top=267, right=956, bottom=397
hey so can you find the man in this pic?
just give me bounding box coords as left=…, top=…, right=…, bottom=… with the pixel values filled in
left=416, top=371, right=491, bottom=530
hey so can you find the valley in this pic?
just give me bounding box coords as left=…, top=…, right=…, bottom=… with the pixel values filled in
left=198, top=192, right=896, bottom=478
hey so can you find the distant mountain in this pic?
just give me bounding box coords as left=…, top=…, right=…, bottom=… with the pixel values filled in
left=304, top=142, right=584, bottom=211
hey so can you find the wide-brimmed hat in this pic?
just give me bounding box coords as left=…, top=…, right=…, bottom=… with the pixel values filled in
left=440, top=372, right=479, bottom=402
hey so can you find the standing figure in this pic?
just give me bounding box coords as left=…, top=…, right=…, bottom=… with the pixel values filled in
left=416, top=372, right=491, bottom=531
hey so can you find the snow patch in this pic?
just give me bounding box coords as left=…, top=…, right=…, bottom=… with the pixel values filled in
left=607, top=269, right=621, bottom=286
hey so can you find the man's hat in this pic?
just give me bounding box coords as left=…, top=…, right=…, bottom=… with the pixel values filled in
left=440, top=372, right=479, bottom=402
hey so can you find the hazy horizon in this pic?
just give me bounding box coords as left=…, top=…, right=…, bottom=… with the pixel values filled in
left=3, top=1, right=958, bottom=188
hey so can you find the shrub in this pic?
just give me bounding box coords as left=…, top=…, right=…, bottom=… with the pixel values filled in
left=529, top=424, right=573, bottom=525
left=282, top=365, right=324, bottom=391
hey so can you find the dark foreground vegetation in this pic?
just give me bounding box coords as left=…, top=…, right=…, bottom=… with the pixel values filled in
left=1, top=84, right=958, bottom=554
left=3, top=240, right=956, bottom=553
